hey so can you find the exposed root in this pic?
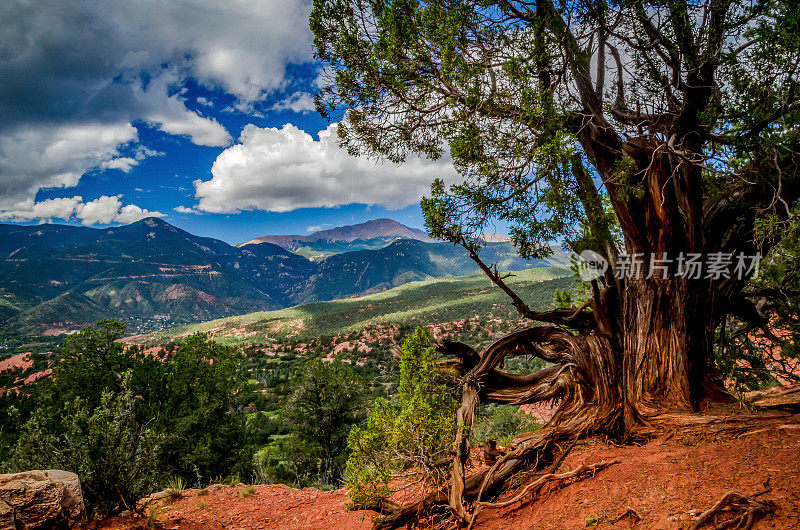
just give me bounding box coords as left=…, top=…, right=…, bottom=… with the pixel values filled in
left=645, top=411, right=800, bottom=442
left=690, top=491, right=775, bottom=530
left=749, top=384, right=800, bottom=412
left=611, top=506, right=642, bottom=524
left=476, top=459, right=619, bottom=510
left=466, top=436, right=584, bottom=529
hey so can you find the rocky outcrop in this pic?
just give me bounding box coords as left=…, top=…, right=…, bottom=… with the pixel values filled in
left=0, top=470, right=85, bottom=529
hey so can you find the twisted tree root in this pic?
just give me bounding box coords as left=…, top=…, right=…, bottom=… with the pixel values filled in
left=465, top=457, right=620, bottom=530
left=690, top=491, right=775, bottom=530
left=475, top=459, right=619, bottom=510
left=465, top=436, right=580, bottom=529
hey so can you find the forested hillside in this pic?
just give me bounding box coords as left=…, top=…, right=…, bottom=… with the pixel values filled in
left=0, top=218, right=569, bottom=342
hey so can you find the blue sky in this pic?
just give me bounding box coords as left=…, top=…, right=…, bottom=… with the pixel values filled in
left=0, top=0, right=457, bottom=244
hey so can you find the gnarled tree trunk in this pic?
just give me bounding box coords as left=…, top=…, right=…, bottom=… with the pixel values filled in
left=621, top=276, right=723, bottom=428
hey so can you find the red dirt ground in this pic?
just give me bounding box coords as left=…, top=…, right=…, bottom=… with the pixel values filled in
left=98, top=485, right=374, bottom=530
left=97, top=421, right=800, bottom=529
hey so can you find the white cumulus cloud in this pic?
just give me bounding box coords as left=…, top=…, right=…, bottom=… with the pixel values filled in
left=194, top=123, right=460, bottom=213
left=76, top=196, right=128, bottom=225
left=107, top=200, right=163, bottom=224
left=0, top=195, right=163, bottom=225
left=100, top=158, right=138, bottom=173
left=173, top=205, right=202, bottom=215
left=0, top=0, right=313, bottom=221
left=272, top=92, right=316, bottom=114
left=0, top=123, right=139, bottom=210
left=0, top=197, right=85, bottom=223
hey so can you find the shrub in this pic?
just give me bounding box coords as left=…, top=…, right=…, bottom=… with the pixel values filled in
left=13, top=373, right=162, bottom=515
left=252, top=438, right=304, bottom=486
left=10, top=320, right=253, bottom=513
left=163, top=476, right=187, bottom=499
left=238, top=485, right=257, bottom=499
left=278, top=359, right=369, bottom=487
left=156, top=332, right=252, bottom=483
left=345, top=327, right=458, bottom=508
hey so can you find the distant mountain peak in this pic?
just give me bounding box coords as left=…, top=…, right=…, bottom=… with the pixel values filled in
left=141, top=216, right=168, bottom=227
left=239, top=218, right=436, bottom=248
left=123, top=216, right=183, bottom=234
left=306, top=218, right=433, bottom=242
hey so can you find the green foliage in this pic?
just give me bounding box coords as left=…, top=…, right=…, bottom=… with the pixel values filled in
left=7, top=320, right=252, bottom=514
left=553, top=289, right=574, bottom=309
left=252, top=438, right=300, bottom=486
left=0, top=395, right=36, bottom=469
left=471, top=405, right=541, bottom=446
left=163, top=476, right=187, bottom=498
left=265, top=359, right=369, bottom=487
left=53, top=319, right=142, bottom=407
left=569, top=193, right=622, bottom=256
left=716, top=208, right=800, bottom=390
left=345, top=328, right=457, bottom=508
left=156, top=333, right=252, bottom=484
left=13, top=373, right=162, bottom=514
left=585, top=514, right=604, bottom=526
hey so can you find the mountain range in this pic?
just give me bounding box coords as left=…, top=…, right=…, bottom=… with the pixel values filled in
left=238, top=218, right=436, bottom=261
left=240, top=218, right=435, bottom=246
left=0, top=218, right=570, bottom=338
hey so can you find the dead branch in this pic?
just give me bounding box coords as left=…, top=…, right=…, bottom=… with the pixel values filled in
left=690, top=491, right=775, bottom=530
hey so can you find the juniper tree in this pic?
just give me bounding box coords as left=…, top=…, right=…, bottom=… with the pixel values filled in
left=311, top=0, right=800, bottom=526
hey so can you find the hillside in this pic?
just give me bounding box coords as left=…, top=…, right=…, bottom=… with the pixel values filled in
left=0, top=219, right=570, bottom=342
left=292, top=239, right=569, bottom=302
left=0, top=218, right=313, bottom=338
left=142, top=266, right=572, bottom=345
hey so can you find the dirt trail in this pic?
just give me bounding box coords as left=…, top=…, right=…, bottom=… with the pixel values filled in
left=99, top=424, right=800, bottom=529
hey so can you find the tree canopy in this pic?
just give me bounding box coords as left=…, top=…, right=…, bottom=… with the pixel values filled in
left=281, top=358, right=369, bottom=486
left=312, top=0, right=799, bottom=258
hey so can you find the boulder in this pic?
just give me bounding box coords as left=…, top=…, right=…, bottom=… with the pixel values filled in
left=135, top=490, right=174, bottom=512
left=0, top=470, right=85, bottom=529
left=0, top=499, right=13, bottom=529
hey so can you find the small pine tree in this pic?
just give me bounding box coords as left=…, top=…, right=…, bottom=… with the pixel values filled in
left=277, top=359, right=368, bottom=487
left=345, top=327, right=457, bottom=508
